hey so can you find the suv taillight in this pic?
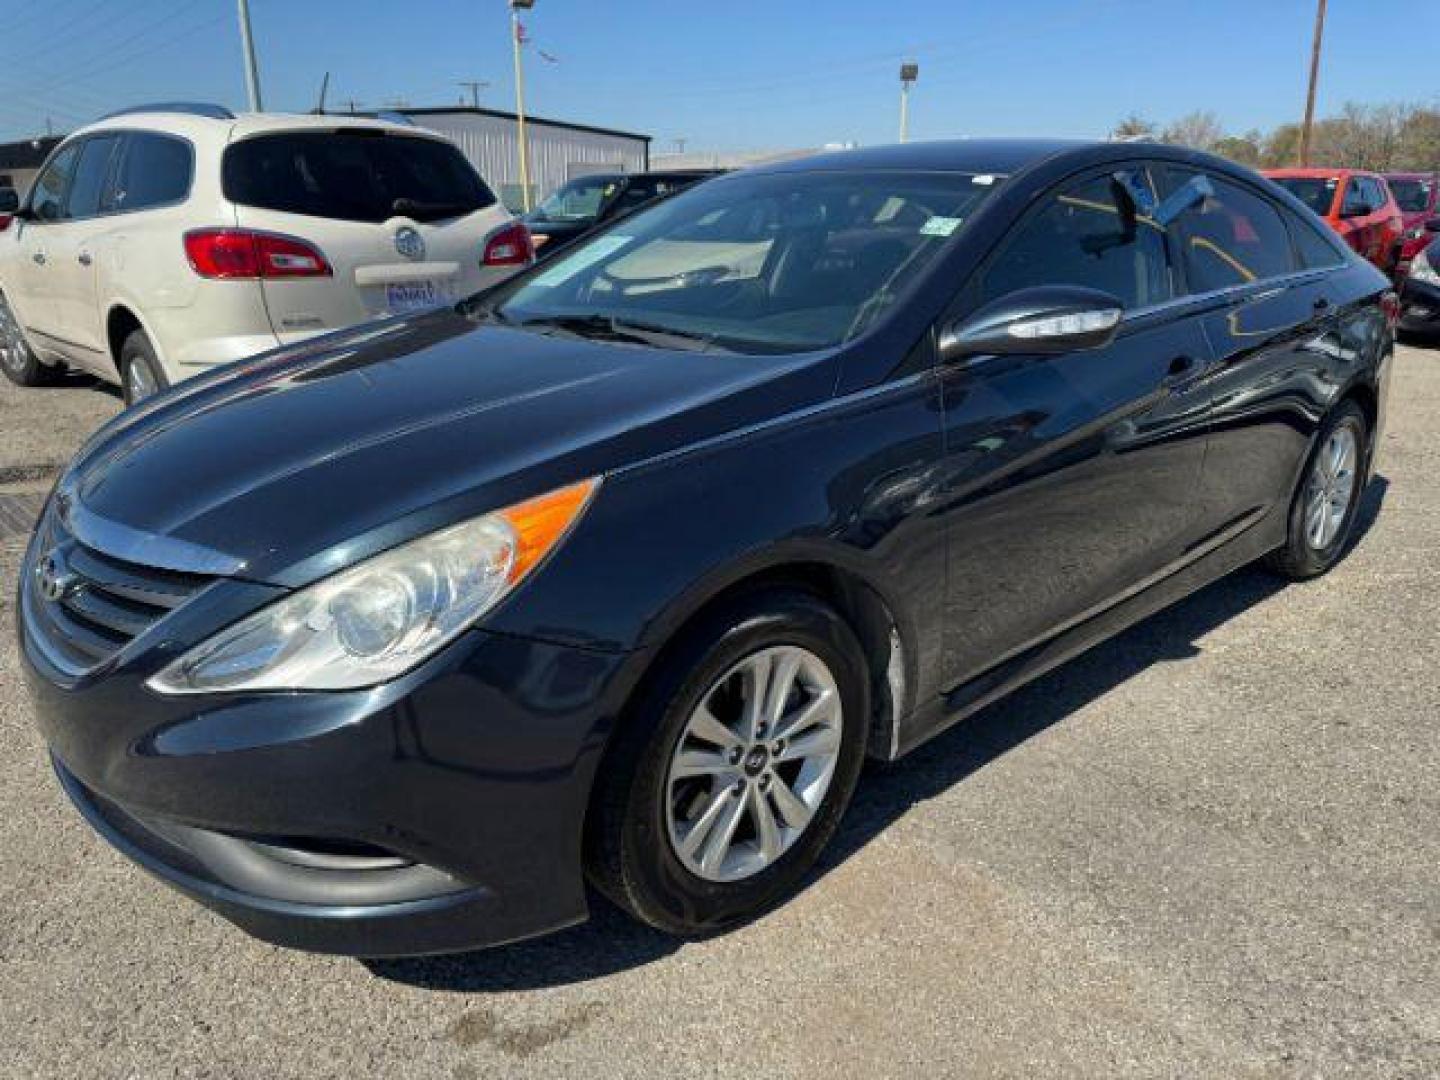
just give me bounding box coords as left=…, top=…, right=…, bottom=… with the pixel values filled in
left=482, top=221, right=533, bottom=267
left=184, top=229, right=332, bottom=279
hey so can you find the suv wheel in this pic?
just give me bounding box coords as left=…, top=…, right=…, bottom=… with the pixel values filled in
left=0, top=290, right=64, bottom=387
left=120, top=328, right=168, bottom=406
left=586, top=588, right=869, bottom=936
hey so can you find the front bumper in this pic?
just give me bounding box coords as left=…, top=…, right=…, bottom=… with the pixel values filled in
left=21, top=562, right=639, bottom=955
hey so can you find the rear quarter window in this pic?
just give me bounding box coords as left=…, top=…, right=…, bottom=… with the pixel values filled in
left=113, top=133, right=192, bottom=212
left=223, top=131, right=497, bottom=223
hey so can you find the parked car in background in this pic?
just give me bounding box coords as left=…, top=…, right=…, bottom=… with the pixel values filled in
left=523, top=169, right=720, bottom=256
left=1384, top=171, right=1439, bottom=276
left=1398, top=231, right=1440, bottom=336
left=21, top=139, right=1393, bottom=957
left=1265, top=167, right=1404, bottom=275
left=0, top=104, right=529, bottom=405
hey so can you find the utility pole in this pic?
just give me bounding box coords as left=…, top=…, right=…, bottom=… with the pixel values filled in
left=1298, top=0, right=1327, bottom=166
left=237, top=0, right=264, bottom=111
left=458, top=80, right=489, bottom=108
left=315, top=71, right=330, bottom=115
left=510, top=1, right=535, bottom=211
left=898, top=62, right=918, bottom=143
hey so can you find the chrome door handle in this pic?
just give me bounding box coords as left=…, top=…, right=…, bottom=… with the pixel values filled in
left=77, top=252, right=92, bottom=266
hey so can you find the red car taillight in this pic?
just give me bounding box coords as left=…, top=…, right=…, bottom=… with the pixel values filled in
left=0, top=215, right=11, bottom=233
left=184, top=229, right=332, bottom=279
left=482, top=221, right=534, bottom=267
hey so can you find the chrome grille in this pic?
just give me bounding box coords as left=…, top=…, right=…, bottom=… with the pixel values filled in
left=25, top=510, right=215, bottom=677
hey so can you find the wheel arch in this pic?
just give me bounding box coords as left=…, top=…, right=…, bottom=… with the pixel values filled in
left=622, top=546, right=920, bottom=763
left=104, top=301, right=167, bottom=381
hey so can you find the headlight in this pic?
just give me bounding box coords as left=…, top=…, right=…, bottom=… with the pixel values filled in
left=148, top=478, right=599, bottom=694
left=1413, top=249, right=1439, bottom=284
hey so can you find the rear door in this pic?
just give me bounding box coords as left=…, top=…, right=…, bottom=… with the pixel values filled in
left=936, top=165, right=1214, bottom=688
left=45, top=132, right=122, bottom=362
left=1159, top=166, right=1339, bottom=528
left=223, top=128, right=512, bottom=340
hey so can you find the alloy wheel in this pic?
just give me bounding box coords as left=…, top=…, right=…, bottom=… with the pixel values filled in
left=664, top=645, right=843, bottom=883
left=0, top=292, right=27, bottom=377
left=125, top=356, right=159, bottom=403
left=1304, top=425, right=1359, bottom=550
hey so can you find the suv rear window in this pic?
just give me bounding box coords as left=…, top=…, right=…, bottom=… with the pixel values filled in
left=223, top=130, right=497, bottom=223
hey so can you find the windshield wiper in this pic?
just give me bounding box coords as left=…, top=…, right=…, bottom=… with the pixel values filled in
left=518, top=314, right=718, bottom=351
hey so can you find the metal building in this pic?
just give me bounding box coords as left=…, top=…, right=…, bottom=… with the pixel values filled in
left=399, top=107, right=650, bottom=211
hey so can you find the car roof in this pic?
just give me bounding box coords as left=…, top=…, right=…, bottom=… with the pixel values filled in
left=747, top=138, right=1093, bottom=177
left=1265, top=167, right=1366, bottom=178
left=76, top=110, right=432, bottom=145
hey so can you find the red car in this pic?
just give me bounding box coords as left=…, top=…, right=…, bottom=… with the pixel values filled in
left=1264, top=168, right=1404, bottom=275
left=1384, top=172, right=1439, bottom=275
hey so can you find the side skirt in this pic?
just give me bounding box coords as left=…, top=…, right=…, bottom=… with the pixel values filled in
left=891, top=507, right=1285, bottom=760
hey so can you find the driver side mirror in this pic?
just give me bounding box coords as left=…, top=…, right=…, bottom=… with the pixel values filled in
left=0, top=188, right=18, bottom=215
left=939, top=286, right=1124, bottom=361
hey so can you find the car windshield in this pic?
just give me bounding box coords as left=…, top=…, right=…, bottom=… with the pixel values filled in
left=222, top=130, right=497, bottom=223
left=495, top=169, right=1001, bottom=354
left=530, top=177, right=617, bottom=223
left=1272, top=176, right=1338, bottom=216
left=1388, top=178, right=1433, bottom=214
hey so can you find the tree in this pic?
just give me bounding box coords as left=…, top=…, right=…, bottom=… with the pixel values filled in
left=1161, top=111, right=1224, bottom=151
left=1212, top=135, right=1261, bottom=167
left=1110, top=113, right=1158, bottom=142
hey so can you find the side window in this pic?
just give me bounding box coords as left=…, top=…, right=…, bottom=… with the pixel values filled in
left=1164, top=172, right=1295, bottom=292
left=1367, top=178, right=1389, bottom=209
left=113, top=133, right=192, bottom=212
left=67, top=135, right=121, bottom=219
left=979, top=170, right=1173, bottom=310
left=28, top=142, right=81, bottom=222
left=1341, top=177, right=1368, bottom=216
left=1288, top=210, right=1345, bottom=270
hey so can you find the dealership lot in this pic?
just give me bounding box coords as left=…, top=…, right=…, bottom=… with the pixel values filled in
left=0, top=344, right=1436, bottom=1077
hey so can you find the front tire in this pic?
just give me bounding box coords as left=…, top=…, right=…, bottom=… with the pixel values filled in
left=0, top=289, right=64, bottom=387
left=1264, top=399, right=1368, bottom=580
left=119, top=327, right=168, bottom=406
left=586, top=589, right=870, bottom=936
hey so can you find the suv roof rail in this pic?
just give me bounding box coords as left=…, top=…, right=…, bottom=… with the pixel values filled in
left=373, top=111, right=418, bottom=127
left=99, top=102, right=236, bottom=122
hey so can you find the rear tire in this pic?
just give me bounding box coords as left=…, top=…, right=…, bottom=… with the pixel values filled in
left=1263, top=399, right=1368, bottom=580
left=119, top=328, right=168, bottom=406
left=585, top=588, right=869, bottom=937
left=0, top=289, right=64, bottom=387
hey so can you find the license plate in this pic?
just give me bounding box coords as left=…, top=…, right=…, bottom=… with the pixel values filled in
left=385, top=281, right=444, bottom=313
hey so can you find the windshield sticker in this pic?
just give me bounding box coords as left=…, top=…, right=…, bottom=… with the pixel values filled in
left=529, top=235, right=634, bottom=288
left=920, top=216, right=962, bottom=237
left=875, top=196, right=906, bottom=222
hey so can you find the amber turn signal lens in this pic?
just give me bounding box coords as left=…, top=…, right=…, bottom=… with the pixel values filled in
left=497, top=477, right=601, bottom=584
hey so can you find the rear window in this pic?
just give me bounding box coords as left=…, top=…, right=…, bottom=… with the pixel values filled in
left=1272, top=176, right=1337, bottom=216
left=223, top=130, right=497, bottom=223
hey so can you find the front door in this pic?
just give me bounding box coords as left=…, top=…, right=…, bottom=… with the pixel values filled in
left=937, top=166, right=1213, bottom=689
left=46, top=133, right=121, bottom=362
left=9, top=140, right=81, bottom=361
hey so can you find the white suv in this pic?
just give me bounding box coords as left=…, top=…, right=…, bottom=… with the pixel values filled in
left=0, top=104, right=530, bottom=404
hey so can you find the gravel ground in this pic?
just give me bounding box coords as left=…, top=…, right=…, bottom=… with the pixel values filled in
left=0, top=346, right=1437, bottom=1078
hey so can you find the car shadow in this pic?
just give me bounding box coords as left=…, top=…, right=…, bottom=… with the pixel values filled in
left=366, top=476, right=1390, bottom=994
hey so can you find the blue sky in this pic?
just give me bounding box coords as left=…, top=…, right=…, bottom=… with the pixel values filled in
left=0, top=0, right=1435, bottom=148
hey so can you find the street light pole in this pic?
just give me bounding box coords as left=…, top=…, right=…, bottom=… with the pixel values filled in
left=1298, top=0, right=1327, bottom=166
left=898, top=62, right=918, bottom=143
left=237, top=0, right=264, bottom=112
left=510, top=0, right=534, bottom=212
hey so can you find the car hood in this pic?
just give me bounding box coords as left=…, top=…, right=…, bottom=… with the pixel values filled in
left=63, top=308, right=833, bottom=586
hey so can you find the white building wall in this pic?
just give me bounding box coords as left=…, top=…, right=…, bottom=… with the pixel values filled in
left=404, top=110, right=649, bottom=210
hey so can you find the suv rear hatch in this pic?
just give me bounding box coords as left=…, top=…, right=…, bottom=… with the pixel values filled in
left=222, top=127, right=517, bottom=340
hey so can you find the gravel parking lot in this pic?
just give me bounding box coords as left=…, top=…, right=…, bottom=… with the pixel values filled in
left=1, top=346, right=1437, bottom=1078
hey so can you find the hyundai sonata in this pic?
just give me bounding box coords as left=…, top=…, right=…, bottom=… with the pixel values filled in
left=19, top=140, right=1393, bottom=956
